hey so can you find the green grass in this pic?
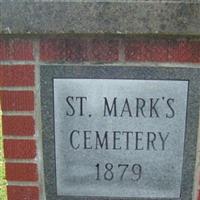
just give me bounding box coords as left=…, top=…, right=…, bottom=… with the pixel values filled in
left=0, top=107, right=7, bottom=200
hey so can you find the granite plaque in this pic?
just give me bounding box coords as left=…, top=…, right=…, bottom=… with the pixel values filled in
left=54, top=79, right=187, bottom=198
left=41, top=65, right=200, bottom=200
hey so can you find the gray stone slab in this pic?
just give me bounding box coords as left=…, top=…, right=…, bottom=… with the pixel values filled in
left=40, top=65, right=200, bottom=200
left=1, top=1, right=200, bottom=34
left=54, top=79, right=188, bottom=198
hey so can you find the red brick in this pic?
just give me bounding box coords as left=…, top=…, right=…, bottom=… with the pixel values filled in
left=188, top=41, right=200, bottom=63
left=3, top=116, right=35, bottom=136
left=0, top=65, right=34, bottom=86
left=198, top=190, right=200, bottom=200
left=168, top=40, right=200, bottom=62
left=6, top=163, right=38, bottom=181
left=168, top=40, right=193, bottom=62
left=89, top=39, right=119, bottom=62
left=125, top=39, right=200, bottom=63
left=148, top=40, right=169, bottom=62
left=0, top=91, right=34, bottom=111
left=125, top=39, right=152, bottom=61
left=0, top=39, right=33, bottom=60
left=4, top=139, right=36, bottom=159
left=125, top=39, right=169, bottom=62
left=40, top=38, right=66, bottom=61
left=40, top=38, right=119, bottom=62
left=65, top=39, right=88, bottom=61
left=7, top=186, right=39, bottom=200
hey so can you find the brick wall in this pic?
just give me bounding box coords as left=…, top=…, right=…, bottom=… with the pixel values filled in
left=0, top=38, right=39, bottom=200
left=0, top=37, right=199, bottom=200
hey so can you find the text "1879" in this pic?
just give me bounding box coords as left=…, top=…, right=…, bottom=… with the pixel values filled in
left=95, top=163, right=142, bottom=181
